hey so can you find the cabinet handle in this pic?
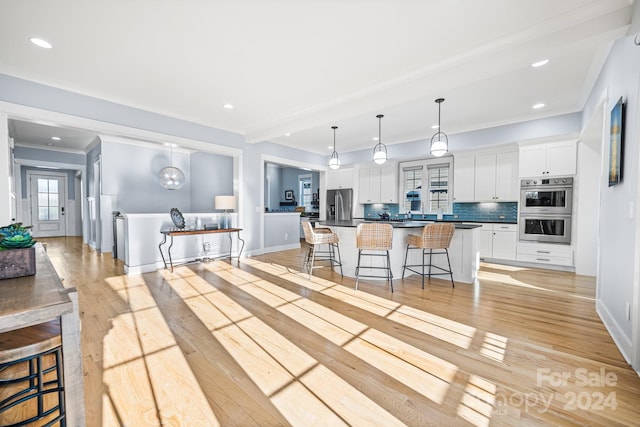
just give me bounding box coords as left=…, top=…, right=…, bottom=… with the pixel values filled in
left=536, top=258, right=551, bottom=262
left=499, top=226, right=509, bottom=229
left=536, top=250, right=551, bottom=254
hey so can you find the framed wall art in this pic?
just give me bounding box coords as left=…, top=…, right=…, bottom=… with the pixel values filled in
left=608, top=96, right=625, bottom=187
left=284, top=189, right=294, bottom=201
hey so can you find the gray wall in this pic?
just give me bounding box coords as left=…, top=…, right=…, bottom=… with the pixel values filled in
left=582, top=21, right=640, bottom=360
left=19, top=165, right=77, bottom=200
left=190, top=151, right=234, bottom=212
left=101, top=139, right=192, bottom=213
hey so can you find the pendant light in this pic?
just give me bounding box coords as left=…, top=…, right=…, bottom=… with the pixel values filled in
left=158, top=143, right=186, bottom=190
left=373, top=114, right=387, bottom=164
left=328, top=126, right=340, bottom=170
left=430, top=98, right=449, bottom=157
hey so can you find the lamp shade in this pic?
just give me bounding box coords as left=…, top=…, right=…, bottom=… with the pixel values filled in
left=215, top=195, right=236, bottom=211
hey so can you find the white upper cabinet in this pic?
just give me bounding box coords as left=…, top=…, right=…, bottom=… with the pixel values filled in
left=454, top=150, right=518, bottom=202
left=453, top=157, right=475, bottom=202
left=326, top=168, right=355, bottom=189
left=358, top=163, right=398, bottom=204
left=519, top=141, right=577, bottom=177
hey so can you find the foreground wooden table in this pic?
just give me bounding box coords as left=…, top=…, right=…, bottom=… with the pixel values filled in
left=0, top=243, right=85, bottom=426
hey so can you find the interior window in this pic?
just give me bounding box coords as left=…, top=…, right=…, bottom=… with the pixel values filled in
left=400, top=158, right=452, bottom=213
left=427, top=164, right=450, bottom=211
left=299, top=175, right=312, bottom=210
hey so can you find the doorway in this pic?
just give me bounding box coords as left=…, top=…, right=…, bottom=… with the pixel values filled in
left=27, top=171, right=68, bottom=237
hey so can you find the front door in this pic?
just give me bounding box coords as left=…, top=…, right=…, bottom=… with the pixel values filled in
left=29, top=173, right=67, bottom=237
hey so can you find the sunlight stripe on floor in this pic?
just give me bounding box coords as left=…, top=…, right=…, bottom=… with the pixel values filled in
left=171, top=275, right=407, bottom=426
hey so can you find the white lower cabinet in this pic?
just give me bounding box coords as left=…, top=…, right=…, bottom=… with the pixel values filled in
left=478, top=223, right=517, bottom=260
left=517, top=242, right=573, bottom=267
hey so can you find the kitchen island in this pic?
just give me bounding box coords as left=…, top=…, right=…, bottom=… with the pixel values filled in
left=318, top=220, right=481, bottom=284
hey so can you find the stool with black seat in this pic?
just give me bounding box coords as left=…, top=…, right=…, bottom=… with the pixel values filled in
left=402, top=222, right=455, bottom=288
left=302, top=221, right=343, bottom=279
left=355, top=222, right=394, bottom=292
left=0, top=320, right=65, bottom=427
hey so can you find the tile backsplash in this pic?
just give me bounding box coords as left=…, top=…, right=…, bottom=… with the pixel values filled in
left=451, top=202, right=518, bottom=222
left=363, top=202, right=517, bottom=222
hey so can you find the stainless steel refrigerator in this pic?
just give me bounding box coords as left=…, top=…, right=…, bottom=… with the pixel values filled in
left=326, top=188, right=353, bottom=221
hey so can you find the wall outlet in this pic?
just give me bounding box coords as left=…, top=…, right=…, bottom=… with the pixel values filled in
left=626, top=302, right=631, bottom=321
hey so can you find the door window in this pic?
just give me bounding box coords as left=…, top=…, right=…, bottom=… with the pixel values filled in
left=37, top=178, right=60, bottom=221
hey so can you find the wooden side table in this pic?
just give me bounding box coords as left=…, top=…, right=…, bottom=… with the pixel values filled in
left=158, top=228, right=245, bottom=272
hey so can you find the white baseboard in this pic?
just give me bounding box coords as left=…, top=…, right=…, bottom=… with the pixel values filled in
left=261, top=243, right=301, bottom=254
left=596, top=299, right=633, bottom=364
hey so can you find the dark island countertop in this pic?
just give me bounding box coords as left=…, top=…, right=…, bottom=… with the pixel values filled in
left=319, top=220, right=482, bottom=230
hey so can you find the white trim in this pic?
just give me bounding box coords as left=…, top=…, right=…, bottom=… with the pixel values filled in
left=0, top=100, right=243, bottom=157
left=261, top=243, right=301, bottom=254
left=262, top=154, right=328, bottom=172
left=14, top=141, right=89, bottom=155
left=597, top=299, right=633, bottom=364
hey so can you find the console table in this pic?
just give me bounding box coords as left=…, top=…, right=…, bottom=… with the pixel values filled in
left=159, top=228, right=245, bottom=272
left=0, top=243, right=85, bottom=426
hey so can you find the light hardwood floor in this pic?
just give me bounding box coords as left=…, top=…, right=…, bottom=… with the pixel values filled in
left=40, top=237, right=640, bottom=426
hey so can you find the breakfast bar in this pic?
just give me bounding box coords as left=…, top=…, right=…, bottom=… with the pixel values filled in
left=318, top=220, right=481, bottom=284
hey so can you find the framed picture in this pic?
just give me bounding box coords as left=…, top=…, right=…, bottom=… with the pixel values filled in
left=608, top=97, right=625, bottom=187
left=284, top=189, right=294, bottom=201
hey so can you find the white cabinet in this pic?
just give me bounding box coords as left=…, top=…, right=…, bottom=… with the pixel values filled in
left=453, top=157, right=475, bottom=202
left=519, top=141, right=577, bottom=177
left=358, top=163, right=397, bottom=204
left=478, top=223, right=517, bottom=260
left=475, top=152, right=518, bottom=201
left=517, top=242, right=573, bottom=267
left=327, top=168, right=355, bottom=189
left=454, top=151, right=518, bottom=202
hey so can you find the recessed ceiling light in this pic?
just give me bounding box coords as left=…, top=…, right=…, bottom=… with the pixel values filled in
left=223, top=104, right=234, bottom=109
left=531, top=59, right=549, bottom=68
left=372, top=137, right=379, bottom=141
left=285, top=133, right=291, bottom=136
left=431, top=124, right=439, bottom=129
left=30, top=37, right=52, bottom=49
left=51, top=136, right=61, bottom=141
left=532, top=103, right=545, bottom=109
left=328, top=146, right=334, bottom=149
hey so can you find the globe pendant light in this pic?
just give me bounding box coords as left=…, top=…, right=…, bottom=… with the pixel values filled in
left=328, top=126, right=340, bottom=170
left=373, top=114, right=387, bottom=164
left=158, top=144, right=186, bottom=190
left=430, top=98, right=449, bottom=157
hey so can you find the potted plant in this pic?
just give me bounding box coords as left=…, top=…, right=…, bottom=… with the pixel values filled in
left=0, top=222, right=37, bottom=279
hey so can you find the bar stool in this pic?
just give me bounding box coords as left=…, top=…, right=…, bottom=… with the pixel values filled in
left=302, top=221, right=343, bottom=279
left=355, top=223, right=394, bottom=292
left=0, top=320, right=66, bottom=427
left=402, top=223, right=455, bottom=288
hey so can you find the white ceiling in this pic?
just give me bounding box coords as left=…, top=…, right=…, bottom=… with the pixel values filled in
left=0, top=0, right=633, bottom=155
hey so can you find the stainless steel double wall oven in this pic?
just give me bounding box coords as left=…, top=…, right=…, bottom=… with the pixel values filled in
left=519, top=177, right=573, bottom=244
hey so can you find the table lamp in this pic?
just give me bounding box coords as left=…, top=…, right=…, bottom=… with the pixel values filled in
left=215, top=195, right=236, bottom=229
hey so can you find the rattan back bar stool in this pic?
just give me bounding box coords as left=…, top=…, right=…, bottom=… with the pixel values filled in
left=402, top=222, right=455, bottom=288
left=0, top=320, right=66, bottom=427
left=302, top=221, right=343, bottom=279
left=355, top=222, right=394, bottom=292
